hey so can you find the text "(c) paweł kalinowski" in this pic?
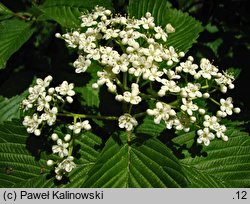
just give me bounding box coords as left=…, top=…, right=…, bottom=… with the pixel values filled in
left=20, top=190, right=104, bottom=200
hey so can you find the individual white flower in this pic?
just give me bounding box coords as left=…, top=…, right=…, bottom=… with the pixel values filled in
left=165, top=118, right=181, bottom=130
left=220, top=97, right=234, bottom=115
left=203, top=115, right=218, bottom=129
left=147, top=102, right=176, bottom=124
left=129, top=56, right=151, bottom=77
left=100, top=46, right=119, bottom=66
left=140, top=13, right=155, bottom=29
left=103, top=28, right=120, bottom=40
left=163, top=69, right=181, bottom=80
left=58, top=156, right=76, bottom=173
left=96, top=70, right=110, bottom=85
left=165, top=46, right=179, bottom=65
left=154, top=26, right=168, bottom=41
left=181, top=83, right=202, bottom=98
left=22, top=99, right=33, bottom=111
left=122, top=83, right=142, bottom=105
left=197, top=58, right=218, bottom=79
left=144, top=66, right=163, bottom=82
left=118, top=114, right=138, bottom=131
left=119, top=29, right=141, bottom=47
left=28, top=85, right=45, bottom=102
left=73, top=55, right=92, bottom=73
left=213, top=124, right=228, bottom=141
left=55, top=81, right=75, bottom=98
left=52, top=138, right=69, bottom=158
left=79, top=35, right=97, bottom=52
left=22, top=114, right=42, bottom=135
left=112, top=54, right=129, bottom=74
left=142, top=44, right=163, bottom=62
left=62, top=32, right=80, bottom=48
left=37, top=92, right=52, bottom=111
left=180, top=98, right=198, bottom=115
left=69, top=120, right=91, bottom=134
left=177, top=60, right=198, bottom=75
left=81, top=15, right=98, bottom=27
left=36, top=75, right=53, bottom=88
left=86, top=47, right=101, bottom=60
left=41, top=107, right=58, bottom=126
left=197, top=128, right=215, bottom=146
left=158, top=79, right=181, bottom=96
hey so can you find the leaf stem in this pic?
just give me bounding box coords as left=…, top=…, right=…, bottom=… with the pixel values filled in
left=133, top=112, right=147, bottom=118
left=209, top=98, right=221, bottom=106
left=58, top=112, right=118, bottom=120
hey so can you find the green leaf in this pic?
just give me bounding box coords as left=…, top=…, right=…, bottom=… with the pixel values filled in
left=39, top=0, right=113, bottom=28
left=0, top=19, right=35, bottom=69
left=205, top=23, right=219, bottom=33
left=136, top=116, right=165, bottom=137
left=82, top=133, right=187, bottom=187
left=62, top=131, right=102, bottom=187
left=128, top=0, right=203, bottom=52
left=74, top=61, right=102, bottom=108
left=0, top=3, right=13, bottom=20
left=0, top=120, right=102, bottom=187
left=204, top=38, right=223, bottom=57
left=0, top=92, right=27, bottom=123
left=173, top=126, right=250, bottom=187
left=75, top=82, right=100, bottom=108
left=226, top=67, right=241, bottom=79
left=0, top=120, right=51, bottom=187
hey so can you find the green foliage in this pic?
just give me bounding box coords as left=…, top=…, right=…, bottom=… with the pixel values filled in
left=173, top=127, right=250, bottom=187
left=0, top=19, right=35, bottom=69
left=0, top=120, right=51, bottom=187
left=0, top=0, right=249, bottom=188
left=0, top=92, right=27, bottom=123
left=0, top=120, right=102, bottom=187
left=82, top=133, right=187, bottom=187
left=136, top=117, right=165, bottom=137
left=0, top=2, right=13, bottom=20
left=128, top=0, right=203, bottom=52
left=39, top=0, right=113, bottom=28
left=75, top=82, right=100, bottom=108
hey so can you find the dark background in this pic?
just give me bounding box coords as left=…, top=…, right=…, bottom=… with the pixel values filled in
left=0, top=0, right=249, bottom=129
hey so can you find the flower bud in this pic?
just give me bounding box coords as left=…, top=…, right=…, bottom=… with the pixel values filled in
left=64, top=134, right=71, bottom=142
left=55, top=33, right=61, bottom=38
left=233, top=107, right=241, bottom=114
left=203, top=93, right=210, bottom=98
left=47, top=160, right=54, bottom=166
left=166, top=23, right=175, bottom=33
left=51, top=133, right=58, bottom=141
left=34, top=129, right=41, bottom=136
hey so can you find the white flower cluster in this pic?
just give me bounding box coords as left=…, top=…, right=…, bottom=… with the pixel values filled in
left=47, top=133, right=76, bottom=180
left=46, top=120, right=92, bottom=180
left=22, top=76, right=75, bottom=136
left=56, top=6, right=241, bottom=146
left=68, top=120, right=92, bottom=134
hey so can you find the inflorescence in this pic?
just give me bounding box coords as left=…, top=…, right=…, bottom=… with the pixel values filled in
left=21, top=6, right=241, bottom=180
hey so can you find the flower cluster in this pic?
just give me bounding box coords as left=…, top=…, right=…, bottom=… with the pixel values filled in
left=21, top=76, right=75, bottom=136
left=46, top=119, right=92, bottom=180
left=46, top=132, right=76, bottom=180
left=21, top=75, right=94, bottom=180
left=55, top=6, right=241, bottom=146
